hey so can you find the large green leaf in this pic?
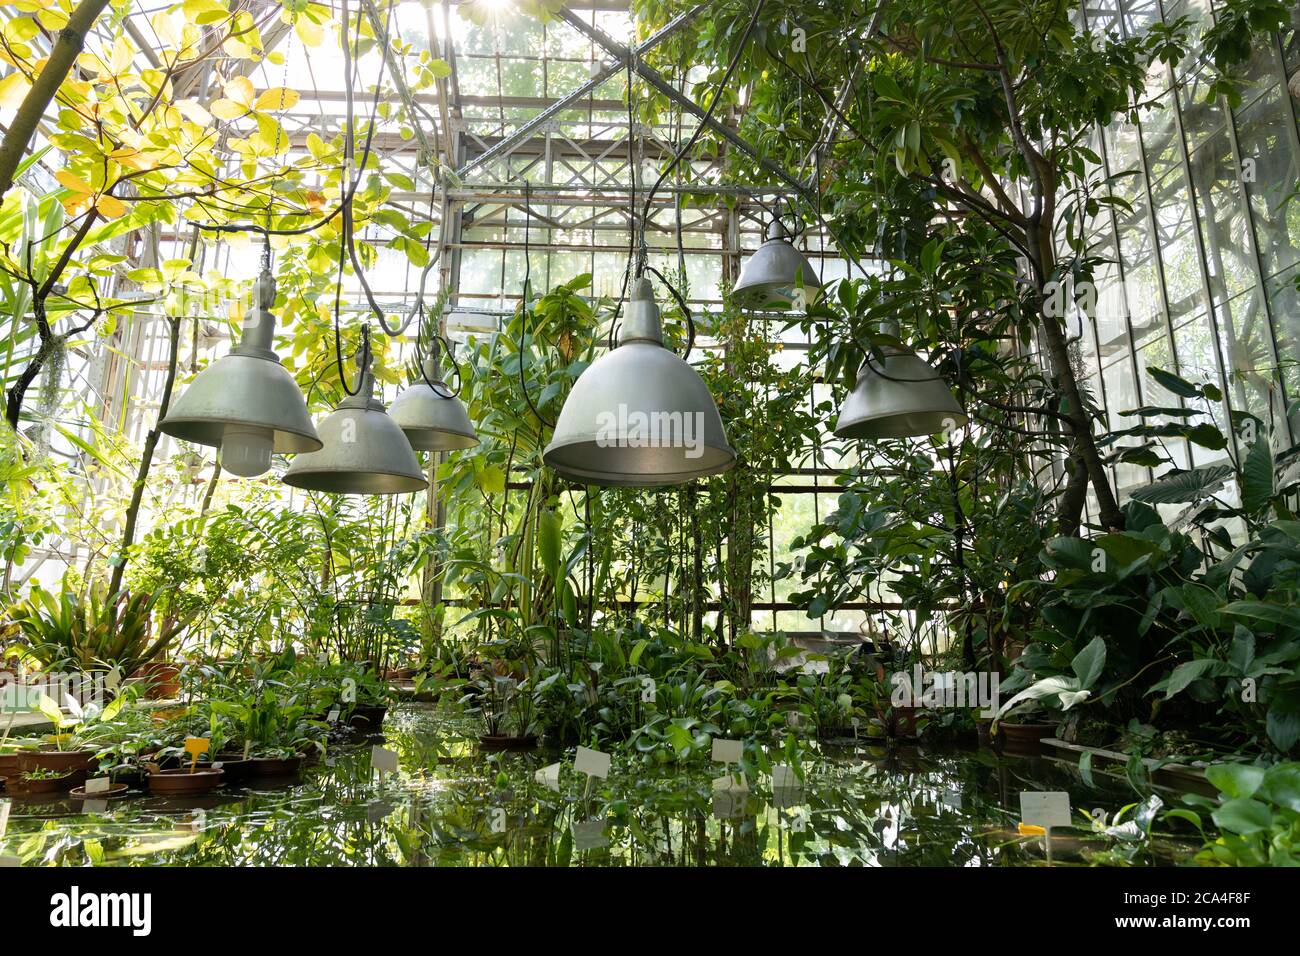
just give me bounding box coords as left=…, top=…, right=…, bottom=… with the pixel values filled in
left=1241, top=440, right=1274, bottom=513
left=1129, top=465, right=1233, bottom=504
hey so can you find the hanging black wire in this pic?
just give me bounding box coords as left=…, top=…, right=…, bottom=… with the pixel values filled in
left=607, top=55, right=639, bottom=351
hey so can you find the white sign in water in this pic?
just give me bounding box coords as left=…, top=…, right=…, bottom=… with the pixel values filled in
left=1020, top=791, right=1072, bottom=830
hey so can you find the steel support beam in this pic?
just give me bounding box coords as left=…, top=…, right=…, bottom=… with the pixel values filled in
left=455, top=4, right=707, bottom=179
left=557, top=7, right=810, bottom=199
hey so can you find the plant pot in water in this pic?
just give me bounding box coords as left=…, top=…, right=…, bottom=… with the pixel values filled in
left=20, top=771, right=78, bottom=795
left=348, top=703, right=388, bottom=730
left=18, top=747, right=99, bottom=776
left=68, top=782, right=130, bottom=800
left=478, top=734, right=538, bottom=752
left=148, top=768, right=224, bottom=795
left=248, top=755, right=303, bottom=777
left=213, top=755, right=254, bottom=782
left=132, top=663, right=182, bottom=700
left=998, top=722, right=1055, bottom=751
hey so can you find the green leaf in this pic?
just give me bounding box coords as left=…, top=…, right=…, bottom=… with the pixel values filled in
left=1211, top=797, right=1272, bottom=835
left=1129, top=465, right=1233, bottom=504
left=1205, top=762, right=1265, bottom=799
left=1149, top=658, right=1216, bottom=700
left=1146, top=365, right=1202, bottom=399
left=1241, top=440, right=1274, bottom=513
left=1070, top=636, right=1106, bottom=687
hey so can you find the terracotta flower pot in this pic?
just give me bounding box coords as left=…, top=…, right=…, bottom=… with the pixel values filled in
left=18, top=747, right=99, bottom=776
left=19, top=771, right=79, bottom=794
left=132, top=663, right=182, bottom=700
left=0, top=752, right=20, bottom=777
left=69, top=782, right=130, bottom=800
left=248, top=755, right=303, bottom=777
left=997, top=722, right=1055, bottom=752
left=478, top=734, right=538, bottom=752
left=212, top=754, right=255, bottom=781
left=148, top=768, right=224, bottom=795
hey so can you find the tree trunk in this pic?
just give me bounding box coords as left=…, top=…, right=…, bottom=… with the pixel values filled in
left=0, top=0, right=114, bottom=201
left=108, top=316, right=181, bottom=596
left=5, top=327, right=53, bottom=431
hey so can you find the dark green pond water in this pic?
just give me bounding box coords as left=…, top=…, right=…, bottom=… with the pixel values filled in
left=0, top=704, right=1205, bottom=866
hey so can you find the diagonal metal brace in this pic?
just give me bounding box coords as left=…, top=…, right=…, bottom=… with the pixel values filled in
left=557, top=8, right=810, bottom=199
left=456, top=5, right=708, bottom=179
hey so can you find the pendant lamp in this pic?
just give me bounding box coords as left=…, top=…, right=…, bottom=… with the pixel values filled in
left=159, top=269, right=321, bottom=477
left=388, top=342, right=479, bottom=452
left=282, top=340, right=427, bottom=495
left=733, top=219, right=822, bottom=311
left=543, top=277, right=735, bottom=486
left=833, top=325, right=968, bottom=440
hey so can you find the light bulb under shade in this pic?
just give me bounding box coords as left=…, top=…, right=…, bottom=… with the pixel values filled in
left=282, top=401, right=427, bottom=495
left=733, top=224, right=822, bottom=312
left=219, top=424, right=274, bottom=477
left=160, top=352, right=321, bottom=454
left=388, top=381, right=480, bottom=452
left=833, top=346, right=968, bottom=441
left=543, top=342, right=736, bottom=487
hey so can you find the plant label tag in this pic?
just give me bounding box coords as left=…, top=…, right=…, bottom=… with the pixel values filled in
left=771, top=764, right=798, bottom=789
left=535, top=762, right=561, bottom=792
left=772, top=785, right=804, bottom=809
left=327, top=709, right=340, bottom=724
left=712, top=772, right=747, bottom=793
left=84, top=800, right=108, bottom=814
left=85, top=776, right=111, bottom=794
left=572, top=819, right=607, bottom=851
left=371, top=746, right=399, bottom=775
left=184, top=738, right=210, bottom=758
left=712, top=790, right=745, bottom=820
left=1020, top=791, right=1071, bottom=830
left=711, top=738, right=742, bottom=764
left=574, top=746, right=610, bottom=779
left=0, top=799, right=9, bottom=838
left=211, top=762, right=224, bottom=770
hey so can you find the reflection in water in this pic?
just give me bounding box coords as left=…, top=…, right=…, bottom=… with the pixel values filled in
left=1, top=705, right=1202, bottom=867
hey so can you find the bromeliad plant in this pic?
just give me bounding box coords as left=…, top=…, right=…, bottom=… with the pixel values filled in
left=6, top=582, right=195, bottom=677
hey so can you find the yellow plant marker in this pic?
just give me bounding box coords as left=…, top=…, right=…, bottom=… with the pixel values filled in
left=184, top=737, right=210, bottom=774
left=1017, top=822, right=1047, bottom=837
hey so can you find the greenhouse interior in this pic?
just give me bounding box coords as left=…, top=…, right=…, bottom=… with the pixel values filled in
left=0, top=0, right=1298, bottom=905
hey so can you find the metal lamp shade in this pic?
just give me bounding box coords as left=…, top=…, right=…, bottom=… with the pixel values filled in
left=543, top=278, right=735, bottom=486
left=283, top=364, right=427, bottom=495
left=160, top=271, right=320, bottom=463
left=733, top=221, right=821, bottom=311
left=388, top=356, right=479, bottom=452
left=833, top=346, right=968, bottom=441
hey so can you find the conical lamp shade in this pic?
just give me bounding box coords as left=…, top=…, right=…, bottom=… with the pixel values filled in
left=543, top=278, right=735, bottom=486
left=160, top=270, right=320, bottom=477
left=833, top=343, right=967, bottom=440
left=733, top=220, right=821, bottom=311
left=283, top=355, right=427, bottom=495
left=389, top=353, right=479, bottom=452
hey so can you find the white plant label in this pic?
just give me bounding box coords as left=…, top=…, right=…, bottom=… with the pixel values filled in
left=85, top=777, right=111, bottom=794
left=1020, top=791, right=1071, bottom=830
left=771, top=764, right=798, bottom=789
left=572, top=819, right=607, bottom=851
left=371, top=745, right=399, bottom=775
left=0, top=799, right=9, bottom=838
left=574, top=746, right=610, bottom=779
left=535, top=762, right=561, bottom=792
left=327, top=709, right=340, bottom=724
left=711, top=738, right=742, bottom=764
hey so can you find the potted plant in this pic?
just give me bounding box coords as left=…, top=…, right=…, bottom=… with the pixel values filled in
left=16, top=766, right=78, bottom=794
left=147, top=766, right=224, bottom=795
left=468, top=675, right=539, bottom=751
left=16, top=692, right=127, bottom=777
